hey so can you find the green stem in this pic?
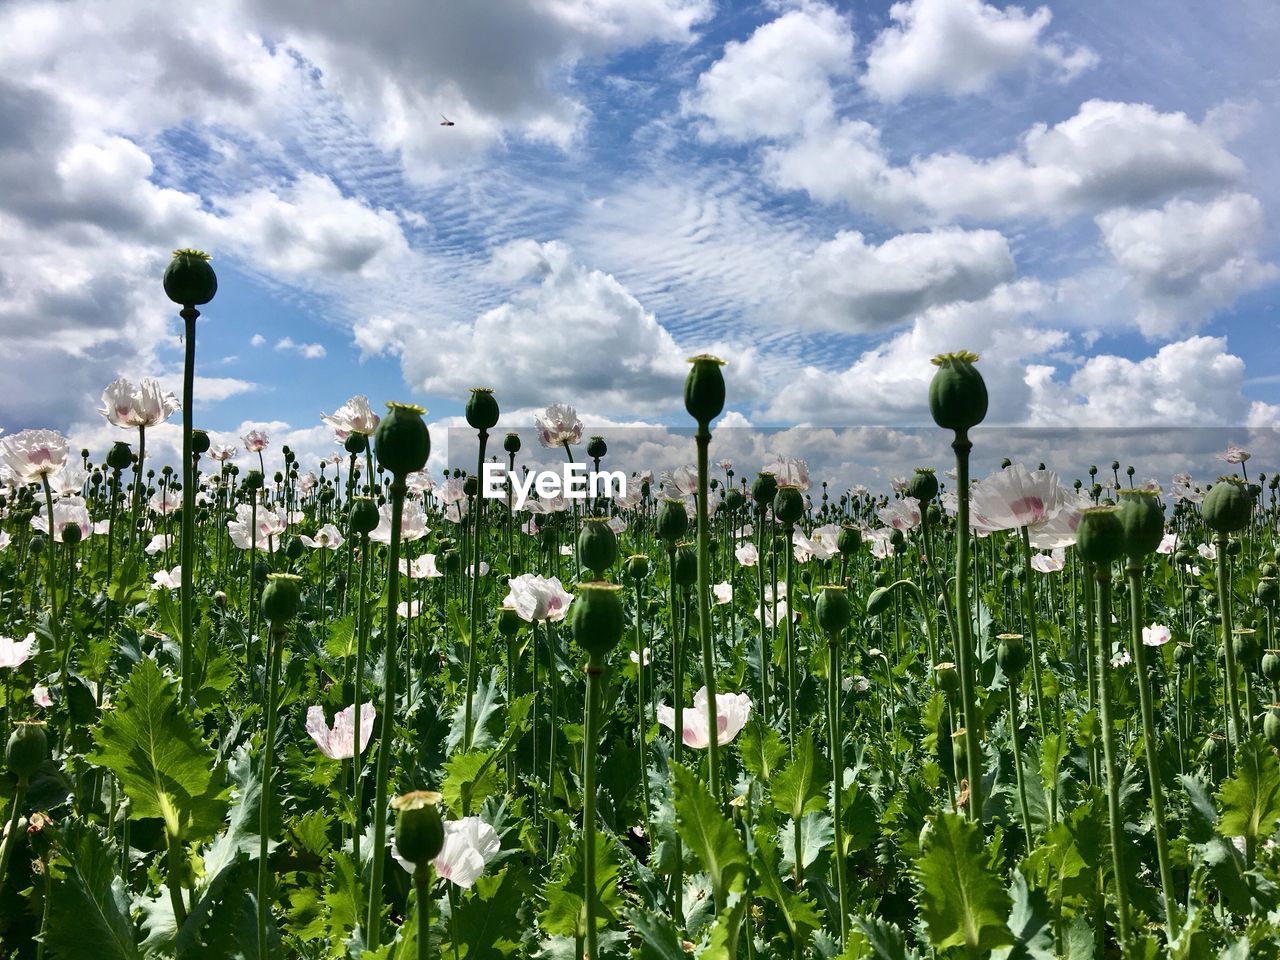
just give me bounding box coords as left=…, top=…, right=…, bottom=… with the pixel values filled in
left=179, top=306, right=199, bottom=699
left=583, top=656, right=604, bottom=960
left=1095, top=567, right=1131, bottom=955
left=257, top=624, right=285, bottom=959
left=952, top=434, right=983, bottom=820
left=464, top=430, right=489, bottom=750
left=694, top=427, right=721, bottom=803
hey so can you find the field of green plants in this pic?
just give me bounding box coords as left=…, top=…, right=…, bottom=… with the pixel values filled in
left=3, top=251, right=1280, bottom=959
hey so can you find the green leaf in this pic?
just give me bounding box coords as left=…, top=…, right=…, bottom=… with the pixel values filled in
left=771, top=735, right=825, bottom=822
left=46, top=820, right=141, bottom=960
left=739, top=721, right=787, bottom=783
left=1216, top=736, right=1280, bottom=853
left=913, top=811, right=1014, bottom=954
left=752, top=831, right=822, bottom=951
left=447, top=866, right=531, bottom=959
left=627, top=907, right=687, bottom=960
left=842, top=915, right=907, bottom=960
left=441, top=749, right=502, bottom=816
left=540, top=832, right=623, bottom=938
left=670, top=762, right=750, bottom=903
left=90, top=657, right=228, bottom=842
left=324, top=615, right=358, bottom=660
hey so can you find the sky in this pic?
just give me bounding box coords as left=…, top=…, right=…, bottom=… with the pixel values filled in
left=1, top=0, right=1278, bottom=484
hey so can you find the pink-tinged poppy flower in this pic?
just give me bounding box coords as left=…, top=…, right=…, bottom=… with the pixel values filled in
left=607, top=516, right=627, bottom=536
left=1157, top=532, right=1178, bottom=555
left=0, top=634, right=36, bottom=669
left=713, top=582, right=733, bottom=605
left=305, top=702, right=375, bottom=759
left=299, top=524, right=344, bottom=550
left=400, top=554, right=443, bottom=579
left=878, top=497, right=921, bottom=533
left=970, top=463, right=1065, bottom=534
left=50, top=463, right=88, bottom=499
left=765, top=455, right=809, bottom=491
left=734, top=542, right=758, bottom=567
left=241, top=429, right=270, bottom=453
left=792, top=529, right=831, bottom=563
left=630, top=647, right=652, bottom=666
left=370, top=500, right=428, bottom=544
left=397, top=599, right=422, bottom=618
left=0, top=531, right=10, bottom=552
left=1217, top=443, right=1250, bottom=464
left=321, top=395, right=380, bottom=439
left=394, top=816, right=500, bottom=889
left=0, top=429, right=69, bottom=483
left=503, top=574, right=573, bottom=623
left=208, top=444, right=238, bottom=462
left=1111, top=646, right=1132, bottom=668
left=657, top=687, right=752, bottom=749
left=33, top=684, right=52, bottom=708
left=660, top=466, right=698, bottom=498
left=1142, top=624, right=1173, bottom=647
left=1030, top=548, right=1065, bottom=574
left=99, top=377, right=179, bottom=429
left=151, top=566, right=182, bottom=590
left=536, top=403, right=583, bottom=448
left=149, top=488, right=181, bottom=516
left=1198, top=542, right=1217, bottom=562
left=227, top=502, right=287, bottom=551
left=31, top=495, right=92, bottom=543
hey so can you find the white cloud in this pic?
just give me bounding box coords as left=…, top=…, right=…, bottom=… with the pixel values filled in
left=250, top=334, right=266, bottom=347
left=788, top=227, right=1015, bottom=332
left=863, top=0, right=1096, bottom=103
left=1096, top=193, right=1279, bottom=337
left=275, top=337, right=327, bottom=359
left=682, top=3, right=855, bottom=141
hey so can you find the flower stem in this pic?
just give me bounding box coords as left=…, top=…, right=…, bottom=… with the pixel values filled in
left=1095, top=565, right=1132, bottom=954
left=583, top=654, right=604, bottom=960
left=179, top=306, right=199, bottom=699
left=693, top=427, right=721, bottom=803
left=951, top=434, right=983, bottom=821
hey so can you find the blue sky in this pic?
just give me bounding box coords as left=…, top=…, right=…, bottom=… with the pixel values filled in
left=0, top=0, right=1277, bottom=476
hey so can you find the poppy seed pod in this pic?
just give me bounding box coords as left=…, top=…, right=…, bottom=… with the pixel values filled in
left=442, top=550, right=462, bottom=575
left=837, top=524, right=862, bottom=556
left=586, top=436, right=607, bottom=460
left=996, top=633, right=1029, bottom=676
left=1116, top=489, right=1164, bottom=558
left=191, top=429, right=211, bottom=455
left=503, top=432, right=521, bottom=455
left=392, top=790, right=445, bottom=869
left=752, top=472, right=778, bottom=508
left=244, top=470, right=264, bottom=492
left=1174, top=642, right=1194, bottom=666
left=578, top=517, right=619, bottom=576
left=928, top=351, right=987, bottom=433
left=463, top=475, right=478, bottom=498
left=285, top=537, right=304, bottom=562
left=672, top=542, right=698, bottom=588
left=6, top=721, right=48, bottom=786
left=866, top=585, right=892, bottom=616
left=466, top=387, right=500, bottom=432
left=684, top=354, right=726, bottom=426
left=935, top=662, right=960, bottom=696
left=29, top=534, right=45, bottom=556
left=1075, top=506, right=1125, bottom=567
left=773, top=484, right=805, bottom=527
left=260, top=572, right=303, bottom=623
left=1258, top=577, right=1279, bottom=605
left=815, top=585, right=852, bottom=637
left=61, top=522, right=82, bottom=546
left=1202, top=477, right=1252, bottom=534
left=344, top=433, right=368, bottom=455
left=1266, top=707, right=1280, bottom=751
left=498, top=606, right=522, bottom=637
left=107, top=441, right=133, bottom=471
left=626, top=554, right=650, bottom=580
left=656, top=498, right=689, bottom=543
left=349, top=497, right=379, bottom=536
left=906, top=468, right=939, bottom=503
left=163, top=248, right=217, bottom=306
left=572, top=581, right=626, bottom=660
left=375, top=402, right=430, bottom=477
left=1262, top=649, right=1280, bottom=683
left=724, top=488, right=745, bottom=512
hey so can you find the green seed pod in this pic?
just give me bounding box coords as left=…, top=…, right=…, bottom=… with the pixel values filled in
left=61, top=522, right=82, bottom=546
left=752, top=472, right=778, bottom=508
left=578, top=517, right=618, bottom=577
left=952, top=728, right=968, bottom=772
left=1226, top=539, right=1242, bottom=557
left=724, top=488, right=746, bottom=512
left=1265, top=707, right=1280, bottom=751
left=6, top=722, right=48, bottom=786
left=571, top=581, right=626, bottom=660
left=1075, top=506, right=1125, bottom=567
left=996, top=633, right=1029, bottom=676
left=107, top=441, right=133, bottom=471
left=928, top=351, right=988, bottom=433
left=1173, top=642, right=1193, bottom=666
left=29, top=534, right=45, bottom=557
left=1257, top=577, right=1278, bottom=605
left=261, top=572, right=303, bottom=623
left=1233, top=628, right=1259, bottom=664
left=672, top=542, right=698, bottom=588
left=503, top=432, right=521, bottom=455
left=837, top=524, right=861, bottom=556
left=163, top=248, right=217, bottom=306
left=934, top=662, right=960, bottom=697
left=1203, top=734, right=1224, bottom=762
left=905, top=468, right=939, bottom=504
left=344, top=433, right=368, bottom=455
left=463, top=475, right=478, bottom=498
left=375, top=402, right=431, bottom=477
left=815, top=585, right=852, bottom=637
left=191, top=429, right=211, bottom=455
left=498, top=606, right=522, bottom=637
left=392, top=790, right=446, bottom=869
left=586, top=436, right=607, bottom=460
left=866, top=585, right=892, bottom=616
left=1202, top=477, right=1252, bottom=534
left=684, top=354, right=726, bottom=426
left=465, top=388, right=500, bottom=432
left=1263, top=563, right=1278, bottom=579
left=656, top=498, right=689, bottom=544
left=442, top=550, right=462, bottom=575
left=773, top=484, right=805, bottom=527
left=1116, top=489, right=1164, bottom=559
left=1261, top=649, right=1280, bottom=683
left=284, top=536, right=303, bottom=562
left=626, top=554, right=650, bottom=580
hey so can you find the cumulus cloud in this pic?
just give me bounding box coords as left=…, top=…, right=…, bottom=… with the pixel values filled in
left=275, top=338, right=327, bottom=359
left=862, top=0, right=1096, bottom=102
left=788, top=227, right=1015, bottom=332
left=1095, top=193, right=1279, bottom=337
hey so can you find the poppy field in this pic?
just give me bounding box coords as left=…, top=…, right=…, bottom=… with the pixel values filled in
left=4, top=251, right=1280, bottom=960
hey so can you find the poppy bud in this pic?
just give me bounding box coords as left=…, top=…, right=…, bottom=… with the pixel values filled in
left=815, top=585, right=851, bottom=637
left=1075, top=506, right=1125, bottom=567
left=463, top=475, right=478, bottom=498
left=1202, top=477, right=1252, bottom=535
left=392, top=790, right=445, bottom=871
left=905, top=468, right=938, bottom=503
left=837, top=524, right=861, bottom=556
left=1174, top=642, right=1193, bottom=666
left=349, top=497, right=379, bottom=536
left=344, top=433, right=368, bottom=455
left=285, top=537, right=304, bottom=562
left=626, top=554, right=650, bottom=580
left=928, top=351, right=987, bottom=433
left=29, top=534, right=45, bottom=556
left=244, top=470, right=264, bottom=491
left=866, top=585, right=892, bottom=616
left=466, top=388, right=499, bottom=432
left=260, top=572, right=303, bottom=623
left=1116, top=490, right=1164, bottom=559
left=773, top=485, right=804, bottom=527
left=6, top=722, right=47, bottom=787
left=684, top=354, right=726, bottom=426
left=752, top=472, right=778, bottom=508
left=375, top=402, right=431, bottom=477
left=61, top=522, right=82, bottom=546
left=163, top=248, right=217, bottom=306
left=503, top=432, right=521, bottom=455
left=724, top=488, right=745, bottom=512
left=996, top=633, right=1029, bottom=676
left=572, top=582, right=626, bottom=660
left=656, top=498, right=689, bottom=543
left=578, top=517, right=618, bottom=576
left=586, top=436, right=607, bottom=460
left=498, top=606, right=522, bottom=637
left=191, top=430, right=210, bottom=455
left=672, top=542, right=697, bottom=588
left=107, top=441, right=133, bottom=471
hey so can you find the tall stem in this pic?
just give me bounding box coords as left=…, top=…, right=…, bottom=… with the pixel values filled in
left=464, top=430, right=489, bottom=749
left=179, top=306, right=199, bottom=698
left=583, top=656, right=603, bottom=960
left=1216, top=536, right=1246, bottom=747
left=693, top=427, right=721, bottom=801
left=952, top=434, right=983, bottom=820
left=257, top=624, right=285, bottom=958
left=1095, top=567, right=1131, bottom=954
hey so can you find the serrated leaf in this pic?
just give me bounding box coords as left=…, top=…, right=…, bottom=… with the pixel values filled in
left=540, top=832, right=622, bottom=938
left=739, top=721, right=787, bottom=783
left=627, top=907, right=687, bottom=960
left=1216, top=736, right=1280, bottom=855
left=753, top=831, right=822, bottom=951
left=670, top=762, right=750, bottom=903
left=448, top=866, right=530, bottom=959
left=46, top=820, right=141, bottom=960
left=90, top=657, right=228, bottom=841
left=771, top=735, right=826, bottom=821
left=913, top=811, right=1014, bottom=954
left=843, top=915, right=907, bottom=960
